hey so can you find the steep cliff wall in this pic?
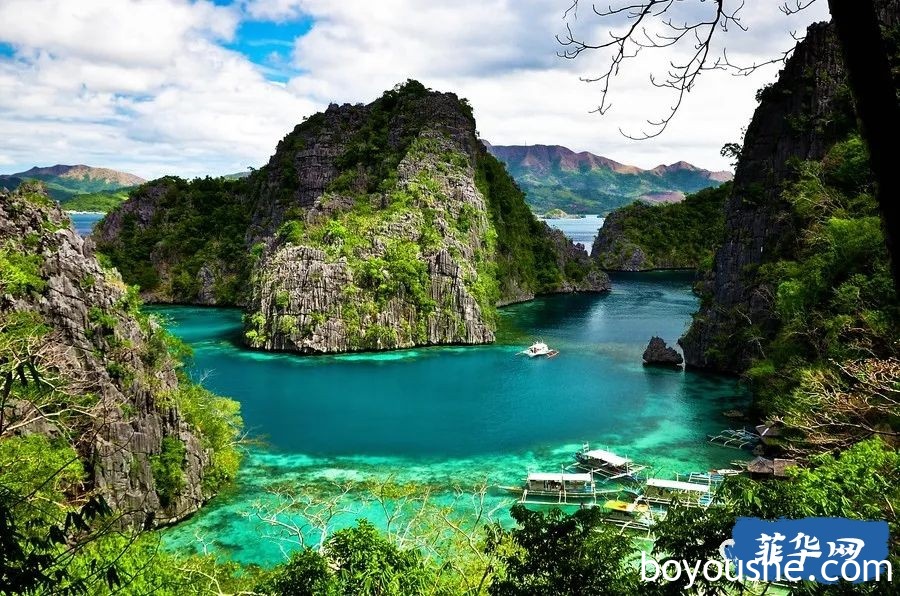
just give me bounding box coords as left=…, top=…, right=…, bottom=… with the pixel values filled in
left=1, top=183, right=240, bottom=525
left=679, top=20, right=859, bottom=372
left=97, top=82, right=609, bottom=354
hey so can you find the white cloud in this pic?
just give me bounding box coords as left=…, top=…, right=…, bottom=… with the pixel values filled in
left=0, top=0, right=831, bottom=177
left=0, top=0, right=315, bottom=178
left=242, top=0, right=306, bottom=22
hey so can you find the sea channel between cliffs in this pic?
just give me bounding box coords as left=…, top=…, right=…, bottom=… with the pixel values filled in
left=155, top=270, right=748, bottom=566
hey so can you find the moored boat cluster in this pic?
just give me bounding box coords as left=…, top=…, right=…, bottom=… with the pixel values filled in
left=499, top=443, right=746, bottom=535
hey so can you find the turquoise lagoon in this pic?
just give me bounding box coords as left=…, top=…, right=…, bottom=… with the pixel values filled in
left=158, top=272, right=748, bottom=565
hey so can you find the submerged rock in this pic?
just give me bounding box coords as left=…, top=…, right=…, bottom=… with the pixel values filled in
left=642, top=336, right=684, bottom=367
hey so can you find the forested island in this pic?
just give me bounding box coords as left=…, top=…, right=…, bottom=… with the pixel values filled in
left=95, top=81, right=608, bottom=354
left=591, top=183, right=728, bottom=271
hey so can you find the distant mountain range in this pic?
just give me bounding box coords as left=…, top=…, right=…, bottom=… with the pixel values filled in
left=485, top=144, right=732, bottom=215
left=0, top=152, right=730, bottom=217
left=0, top=164, right=145, bottom=203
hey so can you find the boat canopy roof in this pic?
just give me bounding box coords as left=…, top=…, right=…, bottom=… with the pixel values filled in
left=528, top=472, right=592, bottom=482
left=646, top=478, right=710, bottom=493
left=583, top=449, right=631, bottom=466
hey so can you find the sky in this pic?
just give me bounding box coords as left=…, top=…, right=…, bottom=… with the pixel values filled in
left=0, top=0, right=830, bottom=179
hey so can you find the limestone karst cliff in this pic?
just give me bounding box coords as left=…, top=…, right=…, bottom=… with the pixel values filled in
left=97, top=81, right=609, bottom=354
left=0, top=183, right=241, bottom=525
left=678, top=19, right=862, bottom=372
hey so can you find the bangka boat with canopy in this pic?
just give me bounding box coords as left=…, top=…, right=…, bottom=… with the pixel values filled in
left=499, top=471, right=600, bottom=504
left=573, top=444, right=646, bottom=480
left=519, top=341, right=559, bottom=358
left=638, top=478, right=714, bottom=508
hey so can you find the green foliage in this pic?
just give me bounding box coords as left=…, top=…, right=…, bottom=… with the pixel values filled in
left=262, top=547, right=336, bottom=595
left=96, top=176, right=253, bottom=304
left=595, top=182, right=729, bottom=270
left=475, top=152, right=567, bottom=297
left=330, top=80, right=435, bottom=194
left=166, top=382, right=243, bottom=496
left=150, top=437, right=186, bottom=508
left=262, top=520, right=434, bottom=596
left=0, top=245, right=46, bottom=296
left=746, top=136, right=899, bottom=417
left=488, top=504, right=640, bottom=596
left=653, top=439, right=900, bottom=594
left=62, top=187, right=134, bottom=213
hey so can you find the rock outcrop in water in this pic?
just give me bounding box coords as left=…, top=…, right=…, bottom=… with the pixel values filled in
left=1, top=183, right=238, bottom=525
left=97, top=81, right=610, bottom=354
left=678, top=18, right=862, bottom=372
left=642, top=337, right=684, bottom=367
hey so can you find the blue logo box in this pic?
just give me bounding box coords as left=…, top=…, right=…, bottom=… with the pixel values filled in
left=728, top=517, right=890, bottom=584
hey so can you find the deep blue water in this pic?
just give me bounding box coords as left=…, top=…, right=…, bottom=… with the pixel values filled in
left=68, top=212, right=104, bottom=236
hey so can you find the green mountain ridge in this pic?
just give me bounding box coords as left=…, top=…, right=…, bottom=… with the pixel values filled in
left=591, top=183, right=730, bottom=271
left=486, top=143, right=731, bottom=214
left=0, top=164, right=146, bottom=203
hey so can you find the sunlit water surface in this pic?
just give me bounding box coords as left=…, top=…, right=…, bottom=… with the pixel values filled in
left=68, top=211, right=104, bottom=236
left=156, top=272, right=747, bottom=565
left=540, top=215, right=604, bottom=253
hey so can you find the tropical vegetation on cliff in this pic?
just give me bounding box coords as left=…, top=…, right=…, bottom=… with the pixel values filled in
left=591, top=182, right=729, bottom=271
left=0, top=183, right=244, bottom=594
left=96, top=81, right=608, bottom=355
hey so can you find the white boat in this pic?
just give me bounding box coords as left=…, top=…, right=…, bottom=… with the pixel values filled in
left=638, top=478, right=714, bottom=508
left=574, top=444, right=647, bottom=481
left=519, top=341, right=558, bottom=358
left=500, top=471, right=599, bottom=504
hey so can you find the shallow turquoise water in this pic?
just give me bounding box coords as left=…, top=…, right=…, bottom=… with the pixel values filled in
left=157, top=272, right=748, bottom=565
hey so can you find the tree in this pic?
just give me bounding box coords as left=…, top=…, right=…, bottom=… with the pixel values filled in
left=559, top=0, right=900, bottom=293
left=486, top=504, right=641, bottom=596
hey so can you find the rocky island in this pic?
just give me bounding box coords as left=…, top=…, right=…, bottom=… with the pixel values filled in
left=96, top=81, right=609, bottom=354
left=642, top=336, right=684, bottom=367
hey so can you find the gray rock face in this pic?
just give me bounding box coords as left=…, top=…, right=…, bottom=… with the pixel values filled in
left=642, top=337, right=684, bottom=367
left=242, top=90, right=609, bottom=354
left=1, top=186, right=212, bottom=526
left=679, top=18, right=860, bottom=372
left=592, top=210, right=650, bottom=271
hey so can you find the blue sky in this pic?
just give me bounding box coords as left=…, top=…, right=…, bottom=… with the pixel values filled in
left=226, top=15, right=313, bottom=82
left=0, top=0, right=829, bottom=179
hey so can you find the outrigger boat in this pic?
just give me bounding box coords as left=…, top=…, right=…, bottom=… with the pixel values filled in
left=573, top=444, right=646, bottom=481
left=707, top=428, right=759, bottom=450
left=598, top=499, right=656, bottom=534
left=519, top=341, right=559, bottom=358
left=500, top=471, right=600, bottom=504
left=638, top=478, right=714, bottom=508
